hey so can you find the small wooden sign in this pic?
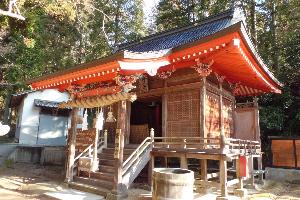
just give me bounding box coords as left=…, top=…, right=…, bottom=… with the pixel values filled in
left=114, top=130, right=121, bottom=158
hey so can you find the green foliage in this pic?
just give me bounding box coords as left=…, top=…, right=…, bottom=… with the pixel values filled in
left=155, top=0, right=232, bottom=31
left=0, top=0, right=146, bottom=121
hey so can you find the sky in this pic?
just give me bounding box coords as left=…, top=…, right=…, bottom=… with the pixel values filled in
left=143, top=0, right=159, bottom=23
left=143, top=0, right=159, bottom=14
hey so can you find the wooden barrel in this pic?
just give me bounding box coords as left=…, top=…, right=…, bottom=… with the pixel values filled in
left=152, top=168, right=194, bottom=200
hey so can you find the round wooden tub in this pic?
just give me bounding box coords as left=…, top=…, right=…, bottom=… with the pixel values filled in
left=152, top=168, right=194, bottom=200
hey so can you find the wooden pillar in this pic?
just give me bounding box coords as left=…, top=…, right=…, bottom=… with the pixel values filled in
left=200, top=159, right=208, bottom=181
left=162, top=94, right=167, bottom=138
left=257, top=156, right=263, bottom=182
left=113, top=100, right=126, bottom=194
left=200, top=77, right=208, bottom=177
left=254, top=97, right=261, bottom=141
left=92, top=128, right=99, bottom=171
left=180, top=155, right=188, bottom=169
left=125, top=101, right=131, bottom=144
left=200, top=77, right=207, bottom=138
left=219, top=80, right=224, bottom=137
left=65, top=108, right=78, bottom=182
left=236, top=158, right=243, bottom=189
left=219, top=157, right=228, bottom=198
left=249, top=155, right=255, bottom=186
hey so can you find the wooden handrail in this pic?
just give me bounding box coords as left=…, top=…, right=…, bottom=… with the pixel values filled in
left=122, top=137, right=151, bottom=168
left=153, top=137, right=220, bottom=140
left=74, top=144, right=93, bottom=161
left=122, top=141, right=151, bottom=175
left=152, top=136, right=261, bottom=154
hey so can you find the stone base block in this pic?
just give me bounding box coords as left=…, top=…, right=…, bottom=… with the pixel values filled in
left=216, top=196, right=229, bottom=200
left=106, top=191, right=128, bottom=200
left=234, top=188, right=248, bottom=198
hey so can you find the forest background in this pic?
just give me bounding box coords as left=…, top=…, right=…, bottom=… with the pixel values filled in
left=0, top=0, right=299, bottom=156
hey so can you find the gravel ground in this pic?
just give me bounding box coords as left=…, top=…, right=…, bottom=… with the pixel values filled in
left=0, top=163, right=299, bottom=200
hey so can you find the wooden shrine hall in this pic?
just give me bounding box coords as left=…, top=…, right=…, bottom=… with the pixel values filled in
left=28, top=8, right=281, bottom=200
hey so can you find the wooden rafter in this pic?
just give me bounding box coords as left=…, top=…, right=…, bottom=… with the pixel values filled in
left=0, top=0, right=25, bottom=20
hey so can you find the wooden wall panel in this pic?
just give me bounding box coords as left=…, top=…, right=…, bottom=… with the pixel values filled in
left=223, top=98, right=233, bottom=138
left=272, top=140, right=295, bottom=167
left=166, top=90, right=200, bottom=137
left=296, top=140, right=300, bottom=168
left=205, top=91, right=220, bottom=138
left=234, top=108, right=256, bottom=140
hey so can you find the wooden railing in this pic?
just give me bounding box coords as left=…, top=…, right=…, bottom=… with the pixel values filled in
left=72, top=130, right=108, bottom=178
left=152, top=137, right=221, bottom=149
left=151, top=135, right=261, bottom=155
left=227, top=138, right=261, bottom=154
left=122, top=137, right=152, bottom=175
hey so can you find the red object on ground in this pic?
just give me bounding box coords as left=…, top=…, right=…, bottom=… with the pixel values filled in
left=239, top=156, right=247, bottom=177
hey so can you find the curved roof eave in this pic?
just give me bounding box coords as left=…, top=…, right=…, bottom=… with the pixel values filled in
left=168, top=21, right=282, bottom=91
left=238, top=22, right=283, bottom=88
left=27, top=51, right=125, bottom=84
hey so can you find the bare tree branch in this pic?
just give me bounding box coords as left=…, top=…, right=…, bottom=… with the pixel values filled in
left=0, top=0, right=25, bottom=20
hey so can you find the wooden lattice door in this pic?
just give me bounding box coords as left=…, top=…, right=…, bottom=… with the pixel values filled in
left=166, top=90, right=200, bottom=137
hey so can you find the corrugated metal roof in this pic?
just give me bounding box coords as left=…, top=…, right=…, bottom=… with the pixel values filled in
left=119, top=9, right=235, bottom=52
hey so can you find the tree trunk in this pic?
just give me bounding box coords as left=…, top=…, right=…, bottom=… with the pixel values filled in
left=249, top=0, right=257, bottom=46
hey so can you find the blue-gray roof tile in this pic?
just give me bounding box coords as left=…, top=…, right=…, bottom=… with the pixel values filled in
left=119, top=9, right=237, bottom=52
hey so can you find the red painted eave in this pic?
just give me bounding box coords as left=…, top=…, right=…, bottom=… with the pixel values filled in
left=29, top=23, right=281, bottom=96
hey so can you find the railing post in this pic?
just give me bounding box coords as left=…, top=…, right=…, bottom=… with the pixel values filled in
left=88, top=145, right=92, bottom=157
left=150, top=128, right=154, bottom=148
left=92, top=128, right=99, bottom=171
left=104, top=129, right=108, bottom=148
left=220, top=134, right=228, bottom=154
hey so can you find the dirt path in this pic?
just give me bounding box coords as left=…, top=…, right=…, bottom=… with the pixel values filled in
left=0, top=163, right=64, bottom=200
left=0, top=163, right=299, bottom=200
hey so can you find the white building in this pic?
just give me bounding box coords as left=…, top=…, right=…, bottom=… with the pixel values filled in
left=10, top=89, right=70, bottom=146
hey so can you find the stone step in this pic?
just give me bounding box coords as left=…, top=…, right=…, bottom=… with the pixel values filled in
left=98, top=165, right=115, bottom=173
left=68, top=181, right=109, bottom=197
left=74, top=176, right=113, bottom=190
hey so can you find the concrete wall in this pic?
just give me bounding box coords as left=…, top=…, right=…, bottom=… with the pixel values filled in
left=265, top=167, right=300, bottom=183
left=18, top=89, right=69, bottom=145
left=8, top=146, right=66, bottom=165
left=0, top=144, right=18, bottom=165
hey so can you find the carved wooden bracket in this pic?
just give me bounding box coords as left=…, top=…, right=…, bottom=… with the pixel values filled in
left=229, top=82, right=241, bottom=95
left=214, top=72, right=226, bottom=84
left=192, top=59, right=214, bottom=77
left=115, top=74, right=142, bottom=93
left=157, top=69, right=176, bottom=79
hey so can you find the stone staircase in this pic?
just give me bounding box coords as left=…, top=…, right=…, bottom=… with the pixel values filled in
left=69, top=144, right=138, bottom=197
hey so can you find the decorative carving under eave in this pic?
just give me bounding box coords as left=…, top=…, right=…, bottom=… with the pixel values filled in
left=114, top=74, right=142, bottom=93
left=214, top=72, right=226, bottom=84
left=157, top=68, right=176, bottom=79
left=192, top=59, right=214, bottom=77
left=136, top=76, right=149, bottom=93
left=229, top=82, right=241, bottom=95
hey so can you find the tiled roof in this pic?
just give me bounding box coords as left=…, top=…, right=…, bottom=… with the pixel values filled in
left=119, top=9, right=238, bottom=52
left=11, top=90, right=34, bottom=97
left=34, top=99, right=71, bottom=110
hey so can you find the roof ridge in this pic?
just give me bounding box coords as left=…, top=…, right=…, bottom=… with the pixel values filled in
left=118, top=8, right=235, bottom=51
